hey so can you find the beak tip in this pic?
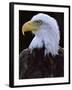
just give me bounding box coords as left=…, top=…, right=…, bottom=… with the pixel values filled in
left=22, top=32, right=24, bottom=35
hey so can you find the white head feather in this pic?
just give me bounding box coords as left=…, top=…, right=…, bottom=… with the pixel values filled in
left=29, top=13, right=60, bottom=56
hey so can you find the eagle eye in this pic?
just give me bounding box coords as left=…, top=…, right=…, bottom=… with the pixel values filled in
left=35, top=20, right=43, bottom=25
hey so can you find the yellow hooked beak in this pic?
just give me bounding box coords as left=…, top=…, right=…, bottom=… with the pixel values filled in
left=22, top=21, right=39, bottom=35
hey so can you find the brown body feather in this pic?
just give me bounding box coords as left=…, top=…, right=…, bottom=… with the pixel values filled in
left=19, top=47, right=64, bottom=79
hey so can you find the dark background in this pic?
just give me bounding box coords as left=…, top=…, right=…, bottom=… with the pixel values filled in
left=19, top=10, right=64, bottom=54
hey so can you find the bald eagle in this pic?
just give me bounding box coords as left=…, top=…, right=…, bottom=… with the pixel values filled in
left=19, top=13, right=64, bottom=79
left=22, top=13, right=60, bottom=56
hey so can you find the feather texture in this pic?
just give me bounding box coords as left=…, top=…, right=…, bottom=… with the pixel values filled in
left=29, top=13, right=60, bottom=56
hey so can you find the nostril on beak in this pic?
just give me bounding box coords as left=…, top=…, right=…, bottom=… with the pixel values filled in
left=28, top=23, right=31, bottom=25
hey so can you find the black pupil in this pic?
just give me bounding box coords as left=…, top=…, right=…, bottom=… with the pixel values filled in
left=37, top=20, right=42, bottom=24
